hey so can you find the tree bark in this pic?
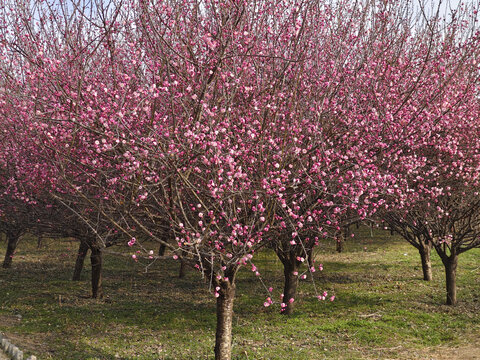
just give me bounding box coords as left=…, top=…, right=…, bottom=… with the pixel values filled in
left=336, top=232, right=344, bottom=253
left=37, top=234, right=43, bottom=249
left=418, top=241, right=433, bottom=281
left=306, top=247, right=314, bottom=270
left=214, top=280, right=236, bottom=360
left=72, top=240, right=89, bottom=281
left=90, top=246, right=103, bottom=299
left=443, top=254, right=458, bottom=305
left=2, top=231, right=21, bottom=268
left=158, top=243, right=166, bottom=256
left=178, top=258, right=186, bottom=278
left=281, top=262, right=299, bottom=315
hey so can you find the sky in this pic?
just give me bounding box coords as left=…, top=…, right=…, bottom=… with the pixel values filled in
left=414, top=0, right=474, bottom=15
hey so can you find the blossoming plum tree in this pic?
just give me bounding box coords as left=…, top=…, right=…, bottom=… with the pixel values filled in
left=1, top=0, right=343, bottom=358
left=0, top=0, right=131, bottom=296
left=3, top=3, right=480, bottom=360
left=363, top=2, right=480, bottom=304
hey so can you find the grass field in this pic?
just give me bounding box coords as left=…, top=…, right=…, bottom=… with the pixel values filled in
left=0, top=226, right=479, bottom=359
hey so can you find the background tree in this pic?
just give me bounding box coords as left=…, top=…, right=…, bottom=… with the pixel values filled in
left=365, top=1, right=480, bottom=305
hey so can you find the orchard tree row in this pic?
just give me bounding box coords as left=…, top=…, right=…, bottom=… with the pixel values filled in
left=1, top=0, right=480, bottom=359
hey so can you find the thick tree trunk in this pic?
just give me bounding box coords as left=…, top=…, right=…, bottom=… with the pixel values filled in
left=214, top=281, right=236, bottom=360
left=90, top=246, right=103, bottom=299
left=443, top=254, right=458, bottom=305
left=419, top=242, right=433, bottom=281
left=72, top=240, right=89, bottom=281
left=282, top=262, right=299, bottom=315
left=2, top=232, right=20, bottom=268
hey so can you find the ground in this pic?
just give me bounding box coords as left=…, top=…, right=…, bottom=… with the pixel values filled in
left=0, top=227, right=479, bottom=359
left=0, top=349, right=8, bottom=360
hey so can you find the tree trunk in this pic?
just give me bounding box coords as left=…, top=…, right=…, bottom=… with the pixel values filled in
left=178, top=258, right=186, bottom=278
left=37, top=234, right=43, bottom=249
left=90, top=246, right=103, bottom=299
left=214, top=280, right=236, bottom=360
left=336, top=233, right=343, bottom=253
left=72, top=240, right=89, bottom=281
left=158, top=243, right=166, bottom=256
left=419, top=241, right=433, bottom=281
left=2, top=232, right=20, bottom=268
left=282, top=262, right=299, bottom=315
left=306, top=247, right=314, bottom=270
left=443, top=254, right=458, bottom=305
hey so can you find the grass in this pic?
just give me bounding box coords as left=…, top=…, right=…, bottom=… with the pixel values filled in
left=0, top=226, right=479, bottom=359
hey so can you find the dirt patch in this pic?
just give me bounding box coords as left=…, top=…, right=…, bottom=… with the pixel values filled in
left=423, top=345, right=480, bottom=360
left=0, top=314, right=21, bottom=328
left=387, top=344, right=480, bottom=360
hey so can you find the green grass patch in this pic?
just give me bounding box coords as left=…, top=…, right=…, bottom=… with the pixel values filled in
left=0, top=227, right=479, bottom=359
